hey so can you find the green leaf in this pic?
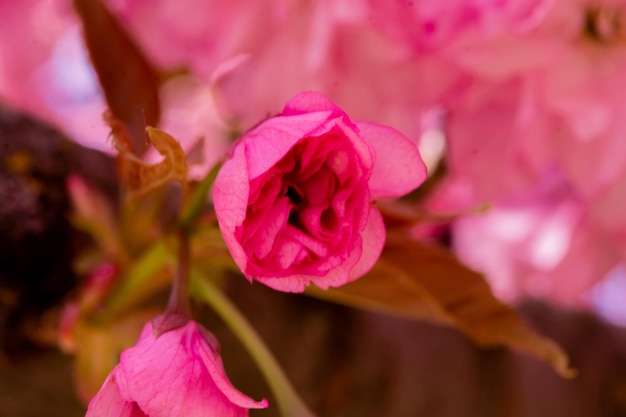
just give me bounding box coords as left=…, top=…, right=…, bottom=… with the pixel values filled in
left=104, top=241, right=174, bottom=317
left=179, top=162, right=222, bottom=230
left=307, top=233, right=574, bottom=378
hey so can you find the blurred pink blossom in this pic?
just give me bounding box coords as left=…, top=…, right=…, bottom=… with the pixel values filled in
left=433, top=0, right=626, bottom=200
left=213, top=0, right=431, bottom=141
left=0, top=0, right=109, bottom=147
left=85, top=317, right=267, bottom=417
left=103, top=0, right=287, bottom=79
left=0, top=0, right=231, bottom=164
left=450, top=190, right=619, bottom=305
left=0, top=0, right=69, bottom=109
left=6, top=0, right=626, bottom=319
left=145, top=75, right=232, bottom=178
left=367, top=0, right=551, bottom=50
left=417, top=0, right=626, bottom=311
left=105, top=0, right=440, bottom=143
left=213, top=92, right=426, bottom=292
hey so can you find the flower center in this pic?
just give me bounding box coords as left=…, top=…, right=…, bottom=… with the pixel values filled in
left=238, top=131, right=370, bottom=278
left=285, top=185, right=303, bottom=205
left=285, top=185, right=304, bottom=227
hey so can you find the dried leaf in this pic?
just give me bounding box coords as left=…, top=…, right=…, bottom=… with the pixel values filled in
left=376, top=198, right=490, bottom=226
left=115, top=126, right=188, bottom=198
left=307, top=233, right=574, bottom=378
left=73, top=0, right=160, bottom=154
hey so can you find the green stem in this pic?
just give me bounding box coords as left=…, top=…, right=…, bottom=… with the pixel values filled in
left=193, top=275, right=316, bottom=417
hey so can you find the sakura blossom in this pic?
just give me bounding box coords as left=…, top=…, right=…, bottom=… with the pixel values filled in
left=212, top=91, right=426, bottom=292
left=85, top=317, right=267, bottom=417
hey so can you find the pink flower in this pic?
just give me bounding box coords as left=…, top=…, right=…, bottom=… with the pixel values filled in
left=103, top=0, right=284, bottom=79
left=0, top=0, right=109, bottom=148
left=85, top=318, right=267, bottom=417
left=209, top=0, right=453, bottom=144
left=213, top=92, right=426, bottom=292
left=450, top=190, right=619, bottom=305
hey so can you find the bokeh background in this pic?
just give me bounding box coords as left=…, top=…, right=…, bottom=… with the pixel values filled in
left=3, top=0, right=626, bottom=415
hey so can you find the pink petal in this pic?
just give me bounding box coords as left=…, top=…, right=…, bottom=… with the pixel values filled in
left=116, top=321, right=266, bottom=417
left=86, top=374, right=144, bottom=417
left=213, top=143, right=250, bottom=274
left=244, top=112, right=336, bottom=180
left=300, top=168, right=334, bottom=205
left=282, top=91, right=343, bottom=115
left=260, top=205, right=384, bottom=291
left=356, top=121, right=427, bottom=199
left=312, top=206, right=386, bottom=289
left=275, top=237, right=305, bottom=270
left=347, top=206, right=386, bottom=280
left=194, top=325, right=269, bottom=410
left=258, top=274, right=309, bottom=293
left=245, top=197, right=291, bottom=260
left=283, top=224, right=328, bottom=258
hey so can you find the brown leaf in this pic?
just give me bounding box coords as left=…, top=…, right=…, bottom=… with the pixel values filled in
left=114, top=126, right=188, bottom=198
left=307, top=233, right=574, bottom=378
left=376, top=198, right=490, bottom=227
left=74, top=0, right=160, bottom=154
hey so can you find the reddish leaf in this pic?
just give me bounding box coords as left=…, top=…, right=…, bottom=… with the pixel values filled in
left=74, top=0, right=160, bottom=154
left=307, top=233, right=574, bottom=378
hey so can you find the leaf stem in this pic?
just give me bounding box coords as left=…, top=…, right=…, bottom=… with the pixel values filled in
left=193, top=275, right=316, bottom=417
left=166, top=230, right=191, bottom=317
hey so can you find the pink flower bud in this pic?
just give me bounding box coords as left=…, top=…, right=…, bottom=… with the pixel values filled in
left=213, top=91, right=427, bottom=292
left=85, top=318, right=267, bottom=417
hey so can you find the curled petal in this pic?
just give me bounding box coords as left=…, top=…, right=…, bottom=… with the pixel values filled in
left=88, top=319, right=267, bottom=417
left=357, top=121, right=427, bottom=199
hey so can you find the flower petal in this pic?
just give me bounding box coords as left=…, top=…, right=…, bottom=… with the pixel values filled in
left=282, top=91, right=343, bottom=115
left=86, top=373, right=145, bottom=417
left=194, top=324, right=269, bottom=410
left=357, top=121, right=427, bottom=199
left=115, top=321, right=266, bottom=417
left=244, top=112, right=336, bottom=180
left=213, top=142, right=250, bottom=274
left=312, top=206, right=386, bottom=289
left=347, top=206, right=386, bottom=280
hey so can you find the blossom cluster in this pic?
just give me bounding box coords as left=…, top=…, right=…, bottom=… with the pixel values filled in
left=115, top=0, right=626, bottom=312
left=5, top=0, right=626, bottom=311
